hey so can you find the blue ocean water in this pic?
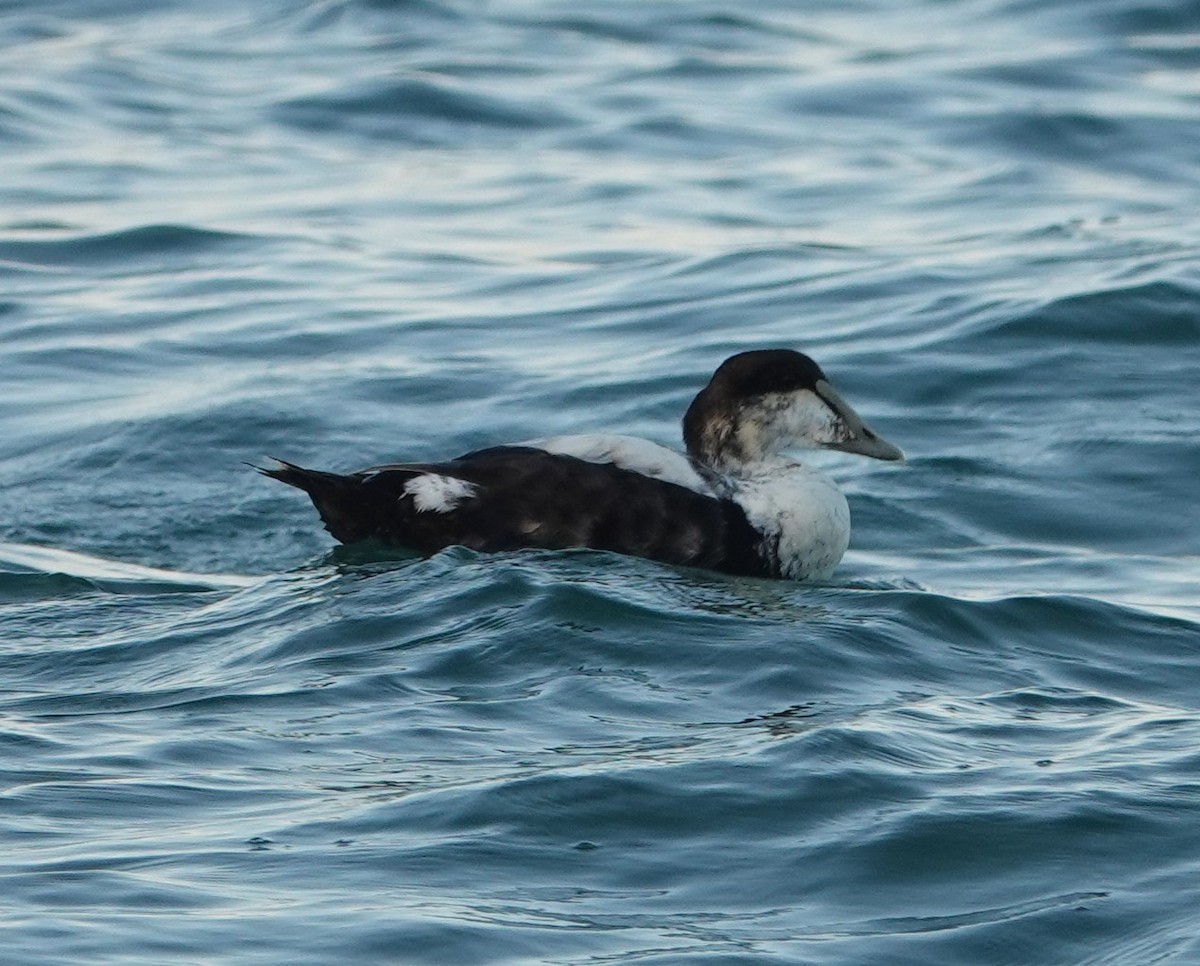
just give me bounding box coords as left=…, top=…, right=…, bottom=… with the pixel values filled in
left=3, top=0, right=1200, bottom=962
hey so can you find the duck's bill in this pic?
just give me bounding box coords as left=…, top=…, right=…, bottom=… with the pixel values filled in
left=815, top=379, right=905, bottom=462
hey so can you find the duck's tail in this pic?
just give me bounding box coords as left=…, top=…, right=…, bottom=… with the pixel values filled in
left=251, top=458, right=340, bottom=492
left=252, top=458, right=382, bottom=544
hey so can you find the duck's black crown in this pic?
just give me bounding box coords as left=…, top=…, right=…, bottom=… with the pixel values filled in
left=705, top=349, right=827, bottom=399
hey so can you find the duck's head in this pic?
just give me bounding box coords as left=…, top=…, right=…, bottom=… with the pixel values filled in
left=682, top=349, right=904, bottom=472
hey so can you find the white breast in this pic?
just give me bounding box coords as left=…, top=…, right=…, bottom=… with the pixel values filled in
left=732, top=461, right=850, bottom=580
left=525, top=434, right=716, bottom=495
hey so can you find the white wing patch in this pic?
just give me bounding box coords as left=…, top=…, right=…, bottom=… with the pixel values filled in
left=525, top=434, right=715, bottom=495
left=402, top=474, right=478, bottom=513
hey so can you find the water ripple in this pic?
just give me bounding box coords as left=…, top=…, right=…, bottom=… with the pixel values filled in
left=3, top=0, right=1200, bottom=961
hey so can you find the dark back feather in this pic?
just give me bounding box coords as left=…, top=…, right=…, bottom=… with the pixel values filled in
left=262, top=448, right=769, bottom=577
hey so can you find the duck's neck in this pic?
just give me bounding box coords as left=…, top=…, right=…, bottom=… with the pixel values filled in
left=683, top=386, right=785, bottom=478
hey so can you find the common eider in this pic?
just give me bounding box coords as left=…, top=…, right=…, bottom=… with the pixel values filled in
left=258, top=349, right=903, bottom=580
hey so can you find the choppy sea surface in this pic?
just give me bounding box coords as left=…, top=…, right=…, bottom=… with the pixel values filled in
left=3, top=1, right=1199, bottom=962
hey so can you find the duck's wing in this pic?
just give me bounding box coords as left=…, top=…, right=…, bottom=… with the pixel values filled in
left=521, top=434, right=716, bottom=495
left=260, top=447, right=765, bottom=575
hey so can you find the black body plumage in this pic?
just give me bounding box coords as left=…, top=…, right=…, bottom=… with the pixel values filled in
left=260, top=446, right=769, bottom=577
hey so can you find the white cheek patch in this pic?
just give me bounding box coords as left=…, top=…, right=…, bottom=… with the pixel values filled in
left=739, top=392, right=841, bottom=456
left=784, top=392, right=842, bottom=442
left=402, top=474, right=478, bottom=513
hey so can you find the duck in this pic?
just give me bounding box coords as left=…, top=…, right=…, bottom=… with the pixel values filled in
left=257, top=349, right=903, bottom=580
